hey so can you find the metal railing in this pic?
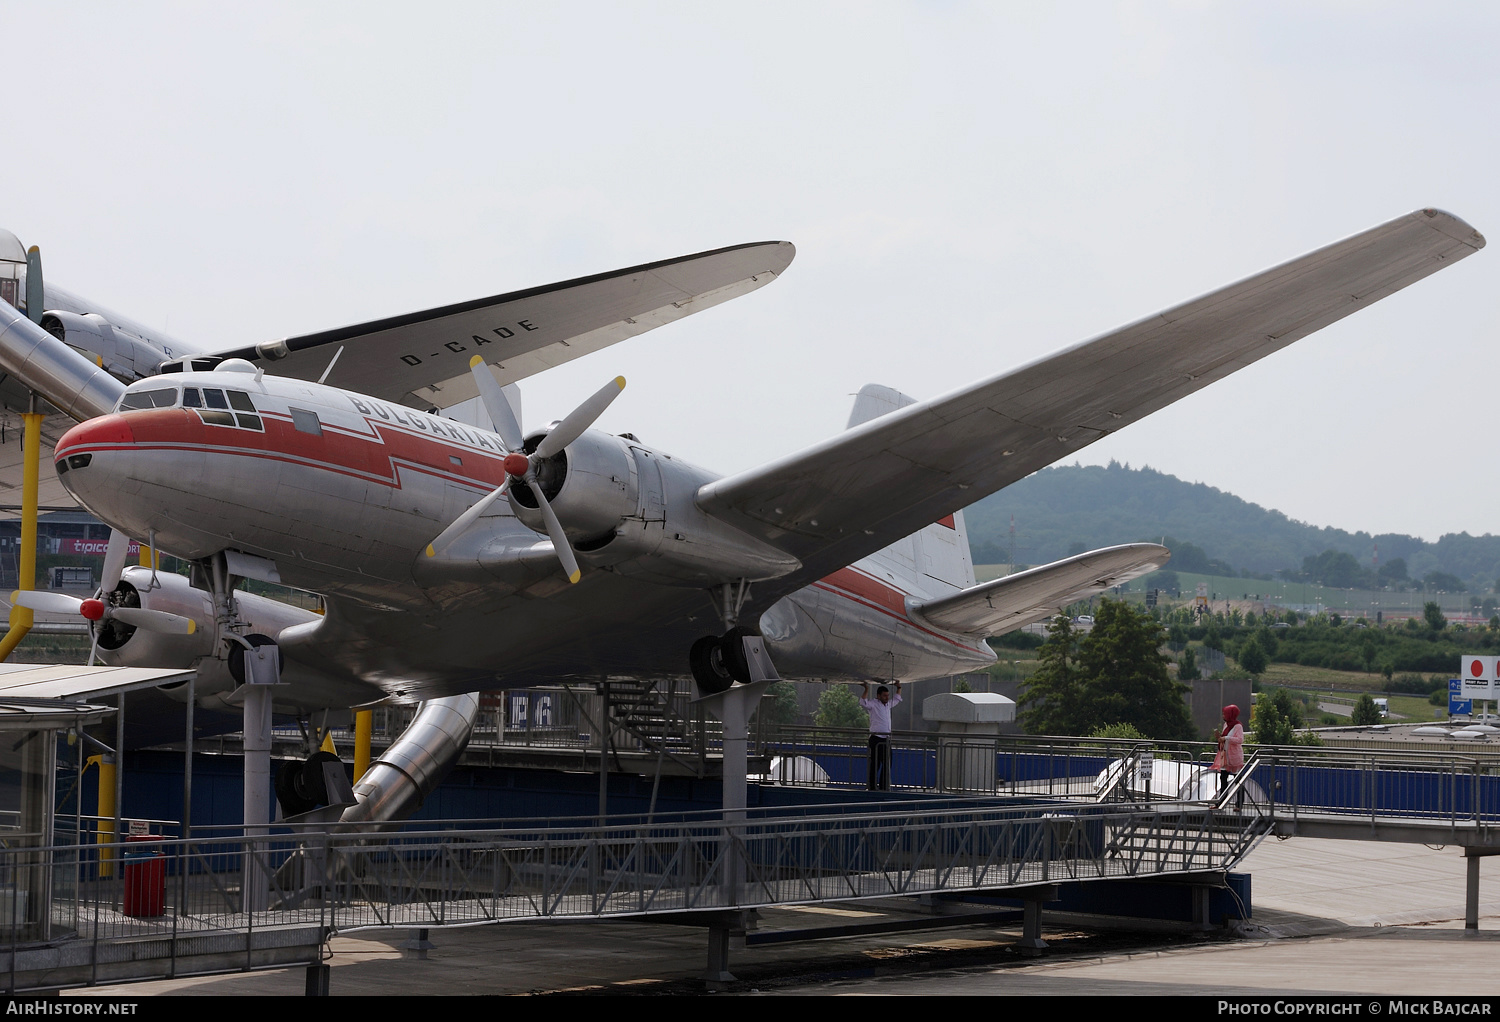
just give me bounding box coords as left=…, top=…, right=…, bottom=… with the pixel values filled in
left=756, top=726, right=1221, bottom=798
left=1221, top=745, right=1500, bottom=835
left=0, top=797, right=1266, bottom=958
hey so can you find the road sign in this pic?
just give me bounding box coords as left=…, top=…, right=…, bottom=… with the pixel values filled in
left=1450, top=677, right=1473, bottom=716
left=1461, top=656, right=1497, bottom=702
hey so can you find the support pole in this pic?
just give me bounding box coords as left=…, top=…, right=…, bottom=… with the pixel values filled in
left=0, top=408, right=43, bottom=661
left=112, top=692, right=124, bottom=868
left=353, top=710, right=372, bottom=782
left=242, top=683, right=273, bottom=912
left=182, top=674, right=194, bottom=840
left=705, top=921, right=734, bottom=989
left=1468, top=851, right=1480, bottom=930
left=96, top=754, right=116, bottom=879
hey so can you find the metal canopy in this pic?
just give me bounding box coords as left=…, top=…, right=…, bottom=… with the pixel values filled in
left=0, top=662, right=194, bottom=701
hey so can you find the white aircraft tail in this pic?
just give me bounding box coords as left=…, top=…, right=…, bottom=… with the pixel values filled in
left=847, top=384, right=976, bottom=594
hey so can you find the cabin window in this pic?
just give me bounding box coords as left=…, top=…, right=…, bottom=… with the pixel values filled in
left=118, top=388, right=178, bottom=411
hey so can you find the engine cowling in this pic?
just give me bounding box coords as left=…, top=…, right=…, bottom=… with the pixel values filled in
left=40, top=310, right=168, bottom=382
left=506, top=429, right=800, bottom=586
left=95, top=567, right=321, bottom=669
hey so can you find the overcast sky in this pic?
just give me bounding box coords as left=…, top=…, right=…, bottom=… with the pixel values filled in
left=5, top=2, right=1496, bottom=542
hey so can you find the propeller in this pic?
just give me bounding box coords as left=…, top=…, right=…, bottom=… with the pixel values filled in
left=12, top=531, right=197, bottom=664
left=425, top=357, right=625, bottom=584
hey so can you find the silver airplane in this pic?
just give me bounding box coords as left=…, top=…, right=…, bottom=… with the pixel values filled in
left=0, top=211, right=1484, bottom=721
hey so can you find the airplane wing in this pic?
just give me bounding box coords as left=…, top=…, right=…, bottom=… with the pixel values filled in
left=908, top=543, right=1169, bottom=637
left=207, top=241, right=795, bottom=410
left=697, top=208, right=1484, bottom=593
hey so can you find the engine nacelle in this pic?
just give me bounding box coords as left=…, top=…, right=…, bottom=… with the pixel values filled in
left=96, top=567, right=322, bottom=672
left=507, top=430, right=800, bottom=586
left=40, top=310, right=168, bottom=382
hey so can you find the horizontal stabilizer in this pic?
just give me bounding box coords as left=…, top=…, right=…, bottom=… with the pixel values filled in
left=209, top=241, right=794, bottom=409
left=908, top=543, right=1169, bottom=637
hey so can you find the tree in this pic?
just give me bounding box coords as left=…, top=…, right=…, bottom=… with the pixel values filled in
left=1177, top=645, right=1201, bottom=681
left=1019, top=615, right=1084, bottom=735
left=1089, top=722, right=1147, bottom=740
left=1251, top=688, right=1322, bottom=746
left=1022, top=601, right=1196, bottom=740
left=1076, top=599, right=1195, bottom=741
left=1238, top=641, right=1268, bottom=678
left=758, top=681, right=800, bottom=726
left=814, top=686, right=866, bottom=731
left=1351, top=693, right=1382, bottom=725
left=1424, top=601, right=1447, bottom=632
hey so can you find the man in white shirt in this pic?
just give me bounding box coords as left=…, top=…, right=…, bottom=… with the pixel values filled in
left=859, top=680, right=902, bottom=791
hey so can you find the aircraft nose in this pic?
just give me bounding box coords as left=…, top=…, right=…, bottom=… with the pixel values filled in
left=55, top=414, right=135, bottom=465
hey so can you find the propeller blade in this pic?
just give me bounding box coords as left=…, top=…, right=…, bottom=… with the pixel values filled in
left=467, top=356, right=525, bottom=452
left=527, top=478, right=581, bottom=584
left=534, top=376, right=625, bottom=460
left=24, top=247, right=44, bottom=324
left=11, top=590, right=85, bottom=615
left=101, top=531, right=131, bottom=592
left=109, top=607, right=197, bottom=634
left=425, top=479, right=510, bottom=558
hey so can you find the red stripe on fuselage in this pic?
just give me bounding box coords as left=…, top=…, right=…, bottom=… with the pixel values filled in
left=58, top=408, right=508, bottom=494
left=812, top=566, right=982, bottom=652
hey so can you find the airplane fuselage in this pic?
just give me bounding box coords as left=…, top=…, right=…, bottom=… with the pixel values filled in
left=53, top=366, right=995, bottom=696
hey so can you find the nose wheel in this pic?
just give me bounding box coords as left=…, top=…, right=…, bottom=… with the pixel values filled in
left=689, top=626, right=758, bottom=695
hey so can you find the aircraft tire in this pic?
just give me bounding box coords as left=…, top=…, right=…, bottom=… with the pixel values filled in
left=689, top=635, right=734, bottom=695
left=720, top=626, right=757, bottom=685
left=276, top=759, right=317, bottom=817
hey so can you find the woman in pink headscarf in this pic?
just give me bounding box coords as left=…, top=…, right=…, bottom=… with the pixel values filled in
left=1214, top=705, right=1245, bottom=808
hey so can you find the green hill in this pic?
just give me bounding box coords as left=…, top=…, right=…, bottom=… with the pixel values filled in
left=964, top=462, right=1500, bottom=591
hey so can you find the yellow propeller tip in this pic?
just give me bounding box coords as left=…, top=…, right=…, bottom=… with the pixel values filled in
left=614, top=376, right=626, bottom=389
left=425, top=545, right=436, bottom=558
left=469, top=355, right=484, bottom=368
left=568, top=570, right=581, bottom=584
left=186, top=620, right=196, bottom=635
left=8, top=592, right=17, bottom=602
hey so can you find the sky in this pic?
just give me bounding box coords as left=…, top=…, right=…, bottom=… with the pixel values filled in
left=4, top=2, right=1497, bottom=542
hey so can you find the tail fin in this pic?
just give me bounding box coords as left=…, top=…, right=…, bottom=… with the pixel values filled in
left=848, top=384, right=976, bottom=593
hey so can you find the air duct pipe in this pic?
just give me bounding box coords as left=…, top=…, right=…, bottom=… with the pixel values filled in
left=0, top=300, right=123, bottom=421
left=338, top=693, right=480, bottom=827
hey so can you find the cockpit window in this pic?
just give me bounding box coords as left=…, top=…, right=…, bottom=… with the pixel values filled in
left=227, top=391, right=256, bottom=412
left=203, top=389, right=229, bottom=410
left=182, top=388, right=202, bottom=408
left=118, top=388, right=178, bottom=411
